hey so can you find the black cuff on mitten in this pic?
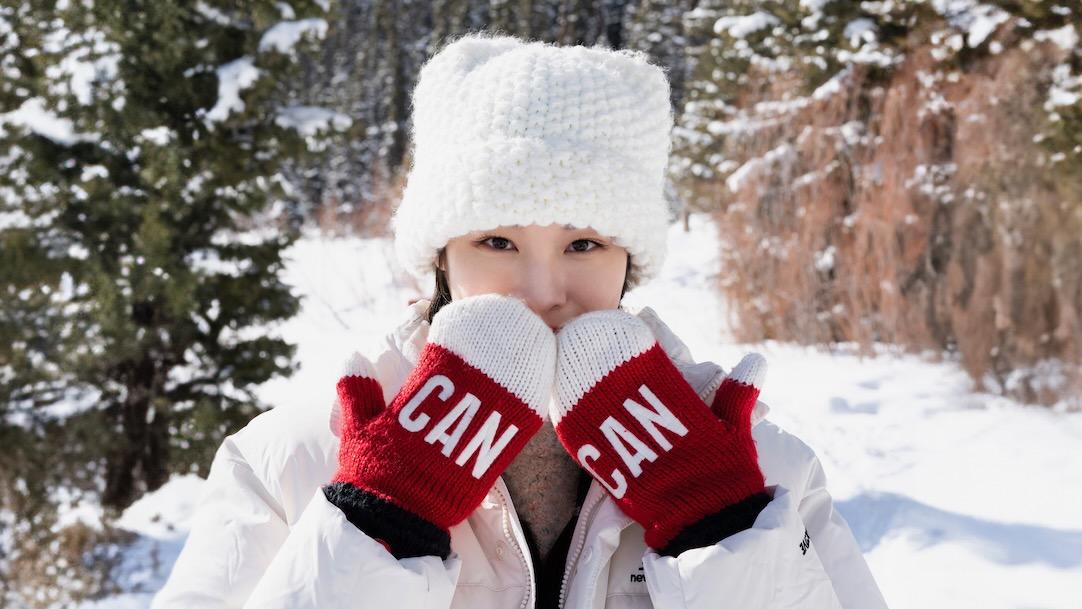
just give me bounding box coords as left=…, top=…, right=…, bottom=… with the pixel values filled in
left=322, top=482, right=451, bottom=560
left=658, top=490, right=773, bottom=557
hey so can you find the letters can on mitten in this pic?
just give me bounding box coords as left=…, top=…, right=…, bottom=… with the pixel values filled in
left=551, top=310, right=768, bottom=551
left=328, top=294, right=556, bottom=555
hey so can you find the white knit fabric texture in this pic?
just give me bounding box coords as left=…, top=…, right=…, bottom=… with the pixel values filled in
left=392, top=32, right=674, bottom=290
left=727, top=353, right=768, bottom=388
left=340, top=350, right=377, bottom=379
left=428, top=293, right=556, bottom=417
left=551, top=309, right=655, bottom=425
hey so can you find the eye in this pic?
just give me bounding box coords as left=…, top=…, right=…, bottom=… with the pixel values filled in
left=478, top=236, right=515, bottom=251
left=568, top=239, right=604, bottom=253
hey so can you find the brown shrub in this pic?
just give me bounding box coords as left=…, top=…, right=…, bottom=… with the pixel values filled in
left=707, top=30, right=1082, bottom=409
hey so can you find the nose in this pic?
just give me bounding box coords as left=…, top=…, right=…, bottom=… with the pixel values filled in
left=515, top=258, right=566, bottom=321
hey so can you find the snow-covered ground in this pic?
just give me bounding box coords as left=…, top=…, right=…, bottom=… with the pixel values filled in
left=76, top=214, right=1082, bottom=609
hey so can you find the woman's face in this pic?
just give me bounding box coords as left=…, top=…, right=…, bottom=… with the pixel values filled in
left=442, top=223, right=629, bottom=331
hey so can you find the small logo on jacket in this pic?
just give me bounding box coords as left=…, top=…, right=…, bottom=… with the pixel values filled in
left=799, top=529, right=811, bottom=555
left=629, top=565, right=646, bottom=584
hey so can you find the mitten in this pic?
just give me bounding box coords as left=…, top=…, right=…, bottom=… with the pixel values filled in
left=551, top=309, right=771, bottom=556
left=323, top=294, right=556, bottom=559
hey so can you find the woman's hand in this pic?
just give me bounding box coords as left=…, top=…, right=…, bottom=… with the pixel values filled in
left=325, top=293, right=556, bottom=559
left=550, top=309, right=771, bottom=555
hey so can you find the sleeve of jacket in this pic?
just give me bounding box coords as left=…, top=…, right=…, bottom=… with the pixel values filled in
left=795, top=454, right=889, bottom=609
left=640, top=484, right=845, bottom=609
left=150, top=434, right=462, bottom=609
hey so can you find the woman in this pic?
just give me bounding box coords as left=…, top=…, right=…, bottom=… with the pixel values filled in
left=152, top=33, right=888, bottom=609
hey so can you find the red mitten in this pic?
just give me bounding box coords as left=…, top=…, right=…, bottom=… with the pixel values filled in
left=324, top=294, right=556, bottom=558
left=551, top=309, right=770, bottom=555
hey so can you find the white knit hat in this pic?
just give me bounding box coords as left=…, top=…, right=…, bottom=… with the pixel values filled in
left=391, top=32, right=675, bottom=290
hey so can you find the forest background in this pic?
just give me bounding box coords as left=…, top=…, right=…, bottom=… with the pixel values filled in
left=1, top=0, right=1079, bottom=606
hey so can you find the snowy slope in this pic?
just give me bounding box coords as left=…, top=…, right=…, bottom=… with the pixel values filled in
left=77, top=214, right=1082, bottom=609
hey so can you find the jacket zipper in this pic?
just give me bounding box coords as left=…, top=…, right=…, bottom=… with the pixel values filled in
left=493, top=480, right=535, bottom=609
left=557, top=484, right=607, bottom=609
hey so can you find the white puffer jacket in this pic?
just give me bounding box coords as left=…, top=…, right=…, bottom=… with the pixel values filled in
left=151, top=300, right=889, bottom=609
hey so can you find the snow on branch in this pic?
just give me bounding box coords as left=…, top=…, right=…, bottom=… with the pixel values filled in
left=258, top=18, right=328, bottom=55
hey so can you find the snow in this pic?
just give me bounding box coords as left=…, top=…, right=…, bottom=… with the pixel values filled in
left=844, top=18, right=878, bottom=46
left=706, top=115, right=782, bottom=137
left=836, top=47, right=900, bottom=68
left=51, top=214, right=1082, bottom=608
left=713, top=12, right=779, bottom=39
left=50, top=486, right=104, bottom=533
left=275, top=2, right=296, bottom=20
left=905, top=163, right=957, bottom=202
left=924, top=1, right=1015, bottom=49
left=194, top=2, right=233, bottom=26
left=137, top=126, right=173, bottom=146
left=258, top=19, right=328, bottom=55
left=275, top=106, right=351, bottom=135
left=41, top=24, right=122, bottom=106
left=0, top=98, right=95, bottom=145
left=185, top=248, right=251, bottom=277
left=725, top=143, right=794, bottom=193
left=275, top=105, right=352, bottom=149
left=81, top=165, right=109, bottom=181
left=725, top=159, right=758, bottom=192
left=964, top=5, right=1009, bottom=48
left=1035, top=24, right=1079, bottom=52
left=204, top=57, right=260, bottom=124
left=41, top=385, right=104, bottom=420
left=251, top=233, right=418, bottom=412
left=1048, top=86, right=1079, bottom=109
left=814, top=245, right=836, bottom=272
left=69, top=476, right=206, bottom=608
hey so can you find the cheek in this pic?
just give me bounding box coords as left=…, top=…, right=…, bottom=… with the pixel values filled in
left=567, top=254, right=627, bottom=308
left=445, top=255, right=519, bottom=299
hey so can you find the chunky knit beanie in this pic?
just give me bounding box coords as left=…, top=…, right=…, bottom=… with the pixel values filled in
left=391, top=32, right=675, bottom=290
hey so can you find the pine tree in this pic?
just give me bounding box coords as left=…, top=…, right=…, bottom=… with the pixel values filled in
left=668, top=0, right=735, bottom=216
left=670, top=0, right=925, bottom=216
left=624, top=0, right=696, bottom=99
left=0, top=4, right=341, bottom=599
